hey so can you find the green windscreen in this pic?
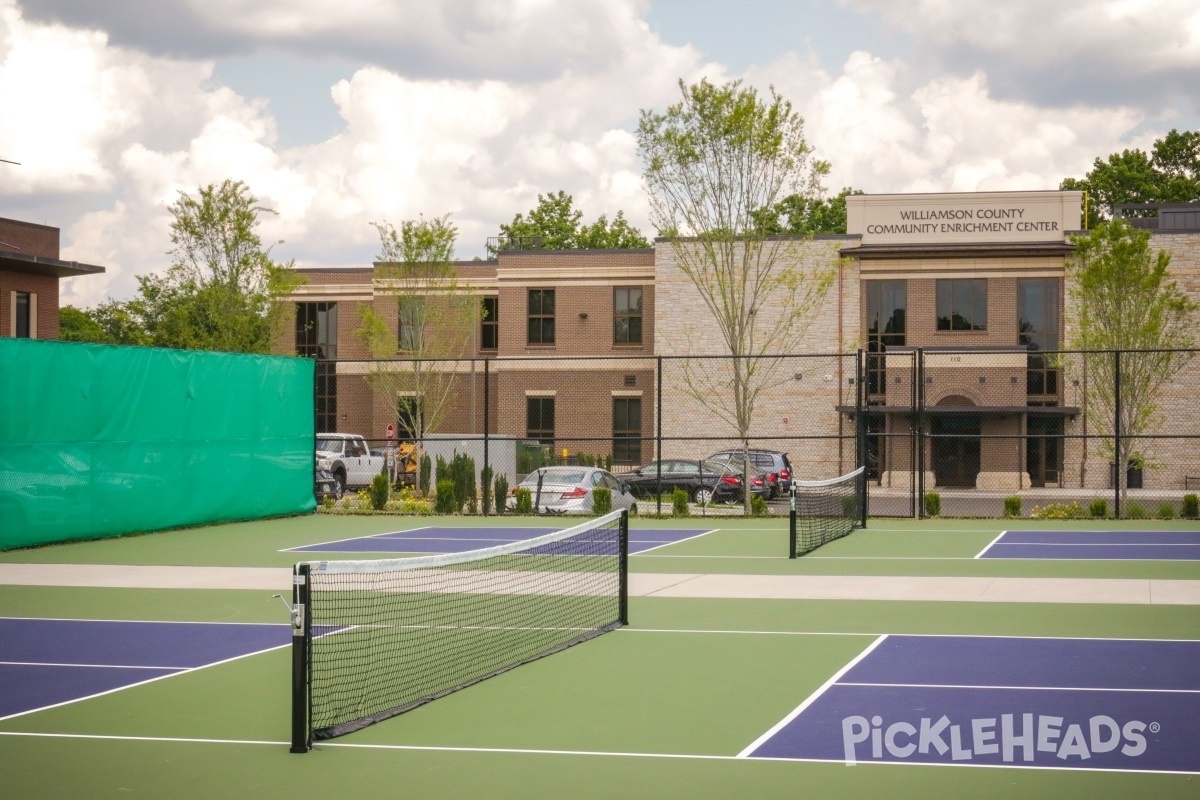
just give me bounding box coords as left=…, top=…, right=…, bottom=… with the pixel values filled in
left=0, top=339, right=315, bottom=549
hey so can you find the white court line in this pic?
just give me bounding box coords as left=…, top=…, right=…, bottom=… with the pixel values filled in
left=281, top=526, right=435, bottom=552
left=974, top=530, right=1008, bottom=559
left=837, top=681, right=1200, bottom=694
left=0, top=661, right=190, bottom=670
left=735, top=634, right=890, bottom=758
left=2, top=731, right=1197, bottom=776
left=628, top=529, right=719, bottom=555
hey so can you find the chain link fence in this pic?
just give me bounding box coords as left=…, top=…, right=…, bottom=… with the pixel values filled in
left=320, top=347, right=1200, bottom=520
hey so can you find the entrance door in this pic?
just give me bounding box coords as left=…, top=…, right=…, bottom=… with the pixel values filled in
left=1027, top=417, right=1064, bottom=487
left=931, top=416, right=981, bottom=487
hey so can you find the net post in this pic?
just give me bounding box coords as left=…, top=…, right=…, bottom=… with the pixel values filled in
left=788, top=485, right=797, bottom=559
left=618, top=509, right=629, bottom=625
left=289, top=563, right=312, bottom=754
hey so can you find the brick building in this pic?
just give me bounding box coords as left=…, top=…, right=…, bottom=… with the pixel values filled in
left=278, top=191, right=1200, bottom=490
left=0, top=217, right=106, bottom=339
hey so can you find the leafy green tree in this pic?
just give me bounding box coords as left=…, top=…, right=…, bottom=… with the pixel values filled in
left=637, top=77, right=836, bottom=513
left=752, top=187, right=863, bottom=235
left=1061, top=129, right=1200, bottom=227
left=355, top=215, right=480, bottom=445
left=1066, top=219, right=1198, bottom=509
left=153, top=179, right=302, bottom=352
left=493, top=190, right=650, bottom=253
left=59, top=306, right=114, bottom=343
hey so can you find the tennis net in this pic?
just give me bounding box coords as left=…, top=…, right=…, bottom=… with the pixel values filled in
left=788, top=466, right=865, bottom=557
left=289, top=509, right=628, bottom=752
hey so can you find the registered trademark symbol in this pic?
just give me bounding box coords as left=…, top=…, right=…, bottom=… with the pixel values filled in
left=1149, top=722, right=1161, bottom=734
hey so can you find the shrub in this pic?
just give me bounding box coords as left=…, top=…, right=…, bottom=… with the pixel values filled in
left=1003, top=496, right=1021, bottom=518
left=672, top=487, right=689, bottom=517
left=1030, top=501, right=1087, bottom=519
left=1156, top=502, right=1177, bottom=520
left=1125, top=501, right=1148, bottom=520
left=1183, top=494, right=1199, bottom=519
left=480, top=465, right=494, bottom=515
left=1088, top=498, right=1108, bottom=518
left=369, top=473, right=390, bottom=511
left=751, top=494, right=768, bottom=517
left=434, top=479, right=457, bottom=514
left=494, top=474, right=509, bottom=514
left=593, top=487, right=612, bottom=515
left=515, top=487, right=533, bottom=514
left=923, top=492, right=941, bottom=517
left=419, top=454, right=432, bottom=495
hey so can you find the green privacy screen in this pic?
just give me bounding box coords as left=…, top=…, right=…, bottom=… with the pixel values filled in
left=0, top=339, right=315, bottom=549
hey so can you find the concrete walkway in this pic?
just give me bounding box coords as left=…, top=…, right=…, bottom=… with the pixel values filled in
left=3, top=563, right=1199, bottom=605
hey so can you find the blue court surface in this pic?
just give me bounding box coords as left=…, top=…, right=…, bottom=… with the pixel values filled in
left=977, top=530, right=1200, bottom=561
left=742, top=634, right=1200, bottom=773
left=285, top=525, right=715, bottom=555
left=0, top=618, right=290, bottom=720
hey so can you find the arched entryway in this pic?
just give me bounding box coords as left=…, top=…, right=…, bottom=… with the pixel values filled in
left=931, top=397, right=980, bottom=488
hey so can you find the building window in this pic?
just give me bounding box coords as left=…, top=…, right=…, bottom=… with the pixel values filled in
left=614, top=287, right=643, bottom=344
left=398, top=297, right=424, bottom=352
left=297, top=302, right=337, bottom=430
left=1019, top=278, right=1061, bottom=397
left=14, top=291, right=31, bottom=338
left=481, top=297, right=498, bottom=351
left=526, top=396, right=555, bottom=446
left=936, top=279, right=987, bottom=331
left=612, top=397, right=641, bottom=465
left=528, top=289, right=555, bottom=345
left=865, top=281, right=906, bottom=396
left=397, top=395, right=423, bottom=439
left=296, top=302, right=337, bottom=359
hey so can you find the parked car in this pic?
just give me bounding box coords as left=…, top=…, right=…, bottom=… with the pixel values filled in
left=314, top=467, right=340, bottom=501
left=707, top=449, right=793, bottom=499
left=616, top=459, right=746, bottom=504
left=507, top=466, right=639, bottom=515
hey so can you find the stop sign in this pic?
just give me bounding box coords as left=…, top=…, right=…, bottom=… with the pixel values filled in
left=386, top=424, right=395, bottom=440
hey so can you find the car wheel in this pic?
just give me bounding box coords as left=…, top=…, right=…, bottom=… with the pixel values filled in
left=628, top=503, right=638, bottom=517
left=333, top=473, right=346, bottom=499
left=693, top=487, right=714, bottom=504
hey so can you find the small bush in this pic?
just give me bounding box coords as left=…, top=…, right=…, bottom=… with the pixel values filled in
left=1088, top=498, right=1108, bottom=518
left=1183, top=494, right=1199, bottom=519
left=1003, top=496, right=1021, bottom=518
left=593, top=487, right=612, bottom=515
left=480, top=465, right=494, bottom=515
left=672, top=487, right=688, bottom=517
left=369, top=473, right=390, bottom=511
left=515, top=487, right=533, bottom=514
left=923, top=492, right=941, bottom=517
left=419, top=454, right=432, bottom=495
left=1030, top=501, right=1087, bottom=519
left=494, top=474, right=509, bottom=514
left=1156, top=502, right=1177, bottom=520
left=434, top=479, right=457, bottom=514
left=751, top=494, right=768, bottom=517
left=1125, top=501, right=1148, bottom=520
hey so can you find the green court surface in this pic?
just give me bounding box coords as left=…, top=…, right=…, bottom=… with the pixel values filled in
left=2, top=514, right=1199, bottom=799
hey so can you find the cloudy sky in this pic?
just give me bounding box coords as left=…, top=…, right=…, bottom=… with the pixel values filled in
left=2, top=0, right=1198, bottom=308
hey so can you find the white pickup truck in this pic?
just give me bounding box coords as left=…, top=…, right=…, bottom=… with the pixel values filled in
left=315, top=433, right=386, bottom=498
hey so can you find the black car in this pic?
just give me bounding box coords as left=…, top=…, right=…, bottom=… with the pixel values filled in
left=707, top=449, right=793, bottom=499
left=617, top=459, right=745, bottom=504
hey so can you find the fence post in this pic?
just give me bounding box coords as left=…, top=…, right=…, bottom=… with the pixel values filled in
left=483, top=357, right=490, bottom=517
left=656, top=356, right=663, bottom=517
left=916, top=349, right=926, bottom=519
left=1113, top=349, right=1122, bottom=520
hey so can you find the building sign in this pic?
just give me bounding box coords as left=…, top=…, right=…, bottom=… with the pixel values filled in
left=847, top=191, right=1083, bottom=246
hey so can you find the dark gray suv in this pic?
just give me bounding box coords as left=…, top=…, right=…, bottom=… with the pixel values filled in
left=707, top=449, right=793, bottom=499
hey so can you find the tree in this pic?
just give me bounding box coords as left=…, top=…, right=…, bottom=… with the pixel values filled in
left=1066, top=219, right=1198, bottom=510
left=752, top=187, right=864, bottom=235
left=355, top=215, right=481, bottom=447
left=637, top=77, right=837, bottom=513
left=1061, top=129, right=1200, bottom=227
left=492, top=190, right=650, bottom=253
